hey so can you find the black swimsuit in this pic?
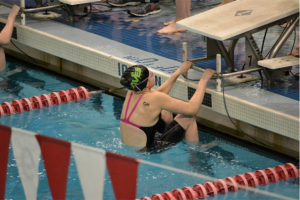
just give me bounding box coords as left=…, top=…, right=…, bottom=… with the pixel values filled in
left=140, top=114, right=166, bottom=147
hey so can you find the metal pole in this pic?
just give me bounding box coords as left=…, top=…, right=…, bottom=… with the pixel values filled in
left=245, top=34, right=264, bottom=61
left=0, top=2, right=63, bottom=13
left=182, top=42, right=188, bottom=77
left=228, top=39, right=239, bottom=62
left=269, top=17, right=299, bottom=58
left=216, top=54, right=222, bottom=92
left=23, top=5, right=63, bottom=12
left=221, top=68, right=262, bottom=78
left=191, top=66, right=261, bottom=78
left=215, top=40, right=235, bottom=72
left=20, top=0, right=25, bottom=8
left=0, top=2, right=13, bottom=8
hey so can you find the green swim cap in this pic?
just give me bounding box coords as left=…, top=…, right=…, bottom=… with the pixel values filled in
left=120, top=65, right=149, bottom=92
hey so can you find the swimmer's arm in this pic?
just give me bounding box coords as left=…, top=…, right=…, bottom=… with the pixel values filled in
left=156, top=80, right=207, bottom=116
left=0, top=5, right=20, bottom=45
left=157, top=69, right=215, bottom=115
left=156, top=61, right=193, bottom=94
left=156, top=69, right=181, bottom=94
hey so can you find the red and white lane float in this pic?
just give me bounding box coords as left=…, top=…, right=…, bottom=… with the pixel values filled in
left=137, top=163, right=299, bottom=200
left=0, top=86, right=96, bottom=117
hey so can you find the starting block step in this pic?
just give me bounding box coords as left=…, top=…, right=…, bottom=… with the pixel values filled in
left=59, top=0, right=100, bottom=5
left=258, top=56, right=299, bottom=69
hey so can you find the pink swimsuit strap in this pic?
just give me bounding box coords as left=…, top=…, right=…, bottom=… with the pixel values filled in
left=121, top=92, right=144, bottom=128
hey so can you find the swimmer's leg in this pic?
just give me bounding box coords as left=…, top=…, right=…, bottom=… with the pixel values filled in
left=287, top=43, right=300, bottom=57
left=157, top=0, right=188, bottom=34
left=174, top=114, right=218, bottom=150
left=174, top=114, right=198, bottom=142
left=0, top=5, right=21, bottom=74
left=0, top=46, right=6, bottom=72
left=0, top=47, right=22, bottom=77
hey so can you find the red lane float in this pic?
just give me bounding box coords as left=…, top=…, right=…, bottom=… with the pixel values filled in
left=68, top=88, right=80, bottom=101
left=150, top=194, right=164, bottom=200
left=172, top=189, right=187, bottom=200
left=162, top=192, right=176, bottom=200
left=138, top=163, right=299, bottom=200
left=213, top=179, right=228, bottom=194
left=254, top=170, right=269, bottom=186
left=203, top=182, right=218, bottom=197
left=274, top=165, right=289, bottom=181
left=182, top=187, right=198, bottom=200
left=264, top=167, right=279, bottom=183
left=233, top=174, right=248, bottom=189
left=40, top=94, right=52, bottom=107
left=20, top=98, right=33, bottom=111
left=0, top=105, right=4, bottom=116
left=224, top=177, right=238, bottom=192
left=192, top=184, right=208, bottom=199
left=244, top=172, right=259, bottom=187
left=49, top=92, right=62, bottom=105
left=1, top=102, right=14, bottom=115
left=284, top=163, right=299, bottom=179
left=58, top=90, right=71, bottom=103
left=0, top=86, right=91, bottom=117
left=11, top=100, right=24, bottom=113
left=30, top=96, right=43, bottom=109
left=77, top=86, right=91, bottom=99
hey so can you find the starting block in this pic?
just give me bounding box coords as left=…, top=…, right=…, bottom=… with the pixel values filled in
left=59, top=0, right=100, bottom=22
left=177, top=0, right=299, bottom=85
left=59, top=0, right=100, bottom=6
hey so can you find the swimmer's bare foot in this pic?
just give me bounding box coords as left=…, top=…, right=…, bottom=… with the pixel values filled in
left=157, top=21, right=186, bottom=34
left=200, top=141, right=218, bottom=151
left=287, top=49, right=299, bottom=57
left=287, top=43, right=300, bottom=57
left=164, top=20, right=174, bottom=26
left=280, top=19, right=297, bottom=28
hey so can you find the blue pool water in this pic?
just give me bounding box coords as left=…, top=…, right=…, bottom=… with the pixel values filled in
left=1, top=59, right=299, bottom=200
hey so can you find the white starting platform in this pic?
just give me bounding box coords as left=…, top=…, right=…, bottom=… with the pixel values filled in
left=0, top=0, right=99, bottom=24
left=258, top=56, right=299, bottom=69
left=59, top=0, right=100, bottom=5
left=58, top=0, right=100, bottom=22
left=177, top=0, right=299, bottom=41
left=177, top=0, right=299, bottom=85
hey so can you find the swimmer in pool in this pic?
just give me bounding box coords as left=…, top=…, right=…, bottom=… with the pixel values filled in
left=119, top=61, right=218, bottom=150
left=0, top=5, right=23, bottom=78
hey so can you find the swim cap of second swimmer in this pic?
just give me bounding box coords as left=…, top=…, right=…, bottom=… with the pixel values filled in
left=120, top=65, right=150, bottom=92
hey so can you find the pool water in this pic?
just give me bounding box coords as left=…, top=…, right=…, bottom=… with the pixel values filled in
left=1, top=59, right=299, bottom=200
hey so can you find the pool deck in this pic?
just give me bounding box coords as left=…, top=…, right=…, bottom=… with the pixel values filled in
left=0, top=1, right=299, bottom=157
